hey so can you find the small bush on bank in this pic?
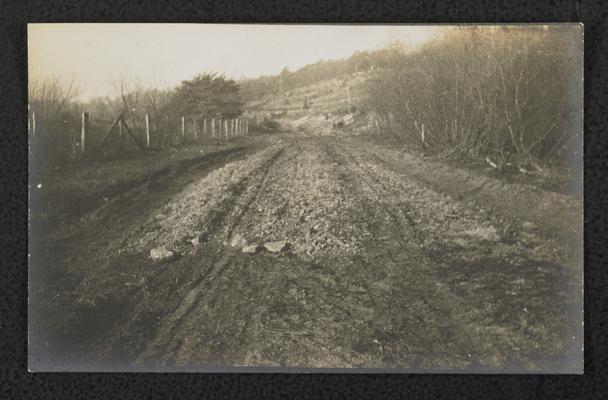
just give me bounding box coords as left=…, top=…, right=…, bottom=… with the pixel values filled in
left=252, top=118, right=281, bottom=133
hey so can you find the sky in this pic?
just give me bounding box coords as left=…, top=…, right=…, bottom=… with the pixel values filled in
left=28, top=24, right=442, bottom=101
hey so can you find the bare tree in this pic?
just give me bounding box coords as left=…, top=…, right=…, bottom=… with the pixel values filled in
left=29, top=75, right=80, bottom=122
left=28, top=75, right=82, bottom=162
left=113, top=74, right=143, bottom=119
left=364, top=26, right=579, bottom=171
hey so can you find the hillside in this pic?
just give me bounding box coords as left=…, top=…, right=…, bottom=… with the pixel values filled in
left=244, top=70, right=373, bottom=138
left=246, top=71, right=367, bottom=114
left=239, top=45, right=399, bottom=135
left=242, top=26, right=582, bottom=196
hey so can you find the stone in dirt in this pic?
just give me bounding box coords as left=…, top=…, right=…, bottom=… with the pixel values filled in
left=463, top=226, right=500, bottom=242
left=264, top=240, right=288, bottom=253
left=230, top=233, right=248, bottom=248
left=242, top=244, right=262, bottom=254
left=149, top=247, right=178, bottom=262
left=198, top=231, right=209, bottom=243
left=295, top=243, right=314, bottom=254
left=190, top=237, right=200, bottom=247
left=522, top=221, right=537, bottom=232
left=453, top=238, right=472, bottom=248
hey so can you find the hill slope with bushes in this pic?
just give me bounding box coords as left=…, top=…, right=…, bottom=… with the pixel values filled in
left=242, top=25, right=582, bottom=178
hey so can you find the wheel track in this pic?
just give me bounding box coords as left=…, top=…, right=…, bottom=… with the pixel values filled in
left=220, top=137, right=468, bottom=367
left=320, top=139, right=482, bottom=366
left=139, top=139, right=319, bottom=366
left=134, top=144, right=287, bottom=365
left=348, top=142, right=575, bottom=369
left=32, top=144, right=276, bottom=368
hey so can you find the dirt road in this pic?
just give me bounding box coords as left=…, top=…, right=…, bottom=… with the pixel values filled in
left=29, top=133, right=582, bottom=372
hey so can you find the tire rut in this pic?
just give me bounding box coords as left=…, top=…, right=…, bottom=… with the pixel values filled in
left=320, top=139, right=483, bottom=367
left=134, top=145, right=286, bottom=365
left=329, top=139, right=574, bottom=370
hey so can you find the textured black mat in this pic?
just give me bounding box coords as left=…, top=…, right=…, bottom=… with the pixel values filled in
left=2, top=0, right=606, bottom=398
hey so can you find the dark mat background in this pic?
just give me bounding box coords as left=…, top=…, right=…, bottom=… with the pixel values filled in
left=2, top=0, right=606, bottom=398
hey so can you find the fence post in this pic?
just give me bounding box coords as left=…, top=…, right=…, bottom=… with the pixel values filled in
left=145, top=113, right=151, bottom=148
left=193, top=118, right=197, bottom=141
left=32, top=110, right=36, bottom=138
left=246, top=118, right=249, bottom=134
left=81, top=112, right=89, bottom=156
left=119, top=119, right=124, bottom=150
left=237, top=118, right=240, bottom=135
left=224, top=119, right=228, bottom=139
left=181, top=116, right=185, bottom=142
left=28, top=105, right=34, bottom=155
left=421, top=123, right=425, bottom=147
left=203, top=118, right=207, bottom=137
left=212, top=118, right=215, bottom=138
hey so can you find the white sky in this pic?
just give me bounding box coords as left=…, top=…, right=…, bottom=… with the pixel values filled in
left=28, top=24, right=442, bottom=101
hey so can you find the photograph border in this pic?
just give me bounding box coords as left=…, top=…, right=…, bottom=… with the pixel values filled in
left=3, top=0, right=607, bottom=398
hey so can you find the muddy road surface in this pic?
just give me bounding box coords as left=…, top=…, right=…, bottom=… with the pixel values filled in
left=29, top=133, right=582, bottom=372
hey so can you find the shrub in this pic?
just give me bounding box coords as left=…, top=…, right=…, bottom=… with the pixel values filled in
left=364, top=26, right=582, bottom=171
left=252, top=118, right=280, bottom=133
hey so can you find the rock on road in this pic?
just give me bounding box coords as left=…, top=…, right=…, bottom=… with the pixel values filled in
left=29, top=133, right=582, bottom=372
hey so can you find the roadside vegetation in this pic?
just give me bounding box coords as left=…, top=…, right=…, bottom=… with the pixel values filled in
left=31, top=26, right=582, bottom=184
left=242, top=26, right=581, bottom=182
left=29, top=73, right=246, bottom=166
left=240, top=50, right=385, bottom=101
left=365, top=26, right=582, bottom=174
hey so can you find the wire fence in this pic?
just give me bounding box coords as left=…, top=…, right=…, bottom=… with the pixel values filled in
left=28, top=107, right=251, bottom=167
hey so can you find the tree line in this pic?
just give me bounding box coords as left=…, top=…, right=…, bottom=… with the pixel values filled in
left=240, top=26, right=581, bottom=172
left=365, top=26, right=582, bottom=172
left=30, top=26, right=581, bottom=172
left=239, top=48, right=393, bottom=101
left=29, top=73, right=244, bottom=165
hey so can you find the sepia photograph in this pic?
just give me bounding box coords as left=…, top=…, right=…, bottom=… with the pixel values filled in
left=28, top=23, right=583, bottom=373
